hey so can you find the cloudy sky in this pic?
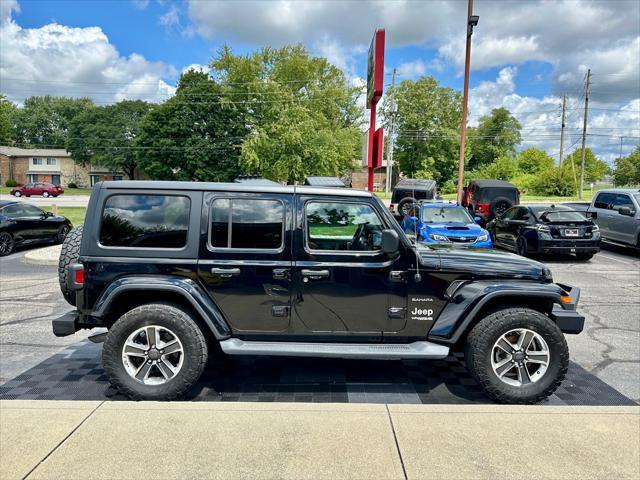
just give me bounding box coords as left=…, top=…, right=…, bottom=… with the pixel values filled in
left=1, top=0, right=639, bottom=163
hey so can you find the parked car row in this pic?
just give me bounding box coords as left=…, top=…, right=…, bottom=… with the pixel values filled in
left=0, top=200, right=72, bottom=256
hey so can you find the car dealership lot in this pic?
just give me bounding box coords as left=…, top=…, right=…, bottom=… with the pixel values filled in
left=0, top=246, right=638, bottom=402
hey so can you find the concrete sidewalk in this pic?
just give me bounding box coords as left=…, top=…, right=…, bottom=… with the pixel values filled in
left=0, top=401, right=638, bottom=480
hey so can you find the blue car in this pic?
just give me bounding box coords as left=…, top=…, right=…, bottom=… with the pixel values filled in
left=402, top=202, right=493, bottom=248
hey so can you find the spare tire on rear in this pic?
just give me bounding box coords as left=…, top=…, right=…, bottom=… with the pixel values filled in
left=490, top=196, right=513, bottom=219
left=58, top=225, right=83, bottom=306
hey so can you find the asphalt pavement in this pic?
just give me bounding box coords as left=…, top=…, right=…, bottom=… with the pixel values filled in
left=0, top=244, right=638, bottom=401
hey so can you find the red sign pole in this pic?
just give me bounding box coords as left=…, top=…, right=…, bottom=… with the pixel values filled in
left=366, top=29, right=385, bottom=192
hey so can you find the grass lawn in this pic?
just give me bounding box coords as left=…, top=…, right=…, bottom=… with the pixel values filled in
left=43, top=206, right=87, bottom=227
left=0, top=187, right=92, bottom=195
left=309, top=224, right=358, bottom=237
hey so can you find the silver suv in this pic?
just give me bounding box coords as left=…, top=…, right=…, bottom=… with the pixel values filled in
left=589, top=189, right=640, bottom=248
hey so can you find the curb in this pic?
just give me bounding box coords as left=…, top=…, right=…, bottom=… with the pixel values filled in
left=22, top=244, right=61, bottom=266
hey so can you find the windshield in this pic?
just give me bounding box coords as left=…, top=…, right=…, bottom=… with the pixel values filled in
left=422, top=206, right=473, bottom=223
left=541, top=210, right=586, bottom=222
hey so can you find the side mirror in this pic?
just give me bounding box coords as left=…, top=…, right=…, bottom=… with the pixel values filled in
left=381, top=229, right=400, bottom=254
left=474, top=216, right=481, bottom=224
left=43, top=211, right=54, bottom=218
left=618, top=206, right=635, bottom=216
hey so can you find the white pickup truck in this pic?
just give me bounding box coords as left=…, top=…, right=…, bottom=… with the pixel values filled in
left=566, top=188, right=640, bottom=249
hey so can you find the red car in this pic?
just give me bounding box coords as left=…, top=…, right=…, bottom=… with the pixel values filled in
left=10, top=183, right=64, bottom=198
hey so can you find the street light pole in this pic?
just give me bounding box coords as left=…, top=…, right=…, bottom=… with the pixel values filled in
left=457, top=0, right=478, bottom=204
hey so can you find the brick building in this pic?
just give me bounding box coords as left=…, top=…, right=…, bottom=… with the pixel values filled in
left=0, top=146, right=125, bottom=187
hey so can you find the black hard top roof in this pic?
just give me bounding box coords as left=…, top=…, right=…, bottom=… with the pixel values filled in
left=471, top=179, right=517, bottom=188
left=233, top=177, right=280, bottom=185
left=395, top=178, right=436, bottom=190
left=97, top=180, right=372, bottom=198
left=303, top=176, right=346, bottom=187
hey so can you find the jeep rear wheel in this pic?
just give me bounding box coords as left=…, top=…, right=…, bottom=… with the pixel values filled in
left=465, top=307, right=568, bottom=404
left=102, top=303, right=208, bottom=400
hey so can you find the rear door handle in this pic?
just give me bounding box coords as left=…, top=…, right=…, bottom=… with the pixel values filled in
left=301, top=269, right=330, bottom=280
left=211, top=267, right=241, bottom=278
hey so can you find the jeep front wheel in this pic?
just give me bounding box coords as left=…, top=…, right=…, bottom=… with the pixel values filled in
left=102, top=303, right=208, bottom=400
left=465, top=307, right=568, bottom=404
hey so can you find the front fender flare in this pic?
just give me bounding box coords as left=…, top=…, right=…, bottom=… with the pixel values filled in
left=92, top=275, right=231, bottom=339
left=428, top=281, right=567, bottom=344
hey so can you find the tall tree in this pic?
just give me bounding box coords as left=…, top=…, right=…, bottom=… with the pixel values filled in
left=517, top=148, right=555, bottom=174
left=612, top=146, right=640, bottom=186
left=562, top=148, right=610, bottom=184
left=67, top=100, right=154, bottom=179
left=468, top=107, right=521, bottom=169
left=210, top=44, right=362, bottom=183
left=136, top=70, right=248, bottom=181
left=383, top=77, right=462, bottom=183
left=0, top=95, right=17, bottom=145
left=14, top=96, right=94, bottom=147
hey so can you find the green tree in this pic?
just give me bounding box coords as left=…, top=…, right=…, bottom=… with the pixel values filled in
left=136, top=70, right=248, bottom=181
left=473, top=154, right=519, bottom=181
left=562, top=148, right=610, bottom=184
left=14, top=96, right=94, bottom=147
left=384, top=77, right=462, bottom=183
left=613, top=146, right=640, bottom=186
left=67, top=100, right=154, bottom=179
left=518, top=148, right=555, bottom=174
left=209, top=44, right=362, bottom=182
left=0, top=95, right=17, bottom=145
left=529, top=167, right=577, bottom=196
left=468, top=108, right=521, bottom=169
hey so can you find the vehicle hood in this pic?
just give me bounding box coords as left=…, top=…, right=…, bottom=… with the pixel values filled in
left=415, top=244, right=551, bottom=281
left=421, top=222, right=485, bottom=236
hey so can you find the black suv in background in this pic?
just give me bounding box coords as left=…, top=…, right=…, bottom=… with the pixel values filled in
left=54, top=181, right=584, bottom=404
left=390, top=179, right=438, bottom=216
left=462, top=179, right=520, bottom=224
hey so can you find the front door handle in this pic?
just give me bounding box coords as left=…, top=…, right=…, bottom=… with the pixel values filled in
left=301, top=269, right=330, bottom=280
left=272, top=268, right=290, bottom=280
left=211, top=267, right=241, bottom=278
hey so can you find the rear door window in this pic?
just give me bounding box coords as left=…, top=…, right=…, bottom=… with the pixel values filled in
left=100, top=194, right=190, bottom=248
left=209, top=198, right=284, bottom=250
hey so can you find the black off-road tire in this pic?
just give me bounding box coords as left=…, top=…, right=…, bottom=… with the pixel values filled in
left=102, top=303, right=208, bottom=400
left=465, top=307, right=569, bottom=404
left=398, top=197, right=417, bottom=217
left=58, top=225, right=83, bottom=306
left=575, top=252, right=594, bottom=261
left=490, top=196, right=513, bottom=219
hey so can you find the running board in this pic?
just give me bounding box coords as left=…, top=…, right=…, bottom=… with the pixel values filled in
left=219, top=338, right=449, bottom=360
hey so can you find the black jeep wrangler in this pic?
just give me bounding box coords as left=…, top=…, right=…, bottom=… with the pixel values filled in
left=54, top=181, right=584, bottom=403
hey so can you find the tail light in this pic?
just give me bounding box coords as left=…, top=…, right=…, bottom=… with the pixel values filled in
left=390, top=204, right=396, bottom=213
left=477, top=203, right=490, bottom=216
left=68, top=264, right=85, bottom=290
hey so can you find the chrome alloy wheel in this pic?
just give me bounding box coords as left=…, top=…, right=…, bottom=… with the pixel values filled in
left=491, top=328, right=550, bottom=387
left=121, top=325, right=184, bottom=385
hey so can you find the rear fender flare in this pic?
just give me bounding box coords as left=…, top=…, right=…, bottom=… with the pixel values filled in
left=428, top=281, right=565, bottom=344
left=92, top=276, right=231, bottom=339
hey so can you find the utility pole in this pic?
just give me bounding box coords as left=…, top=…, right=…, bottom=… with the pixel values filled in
left=579, top=69, right=591, bottom=199
left=559, top=94, right=566, bottom=165
left=457, top=0, right=479, bottom=203
left=386, top=68, right=397, bottom=195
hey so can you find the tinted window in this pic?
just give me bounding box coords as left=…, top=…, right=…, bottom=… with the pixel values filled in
left=21, top=205, right=45, bottom=216
left=612, top=194, right=633, bottom=211
left=501, top=207, right=518, bottom=221
left=478, top=187, right=518, bottom=203
left=100, top=195, right=190, bottom=248
left=594, top=192, right=615, bottom=209
left=513, top=207, right=531, bottom=221
left=541, top=211, right=586, bottom=222
left=306, top=202, right=384, bottom=252
left=210, top=198, right=283, bottom=250
left=1, top=205, right=22, bottom=218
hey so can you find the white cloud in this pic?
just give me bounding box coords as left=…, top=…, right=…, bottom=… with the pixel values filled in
left=468, top=68, right=640, bottom=164
left=132, top=0, right=150, bottom=10
left=0, top=8, right=176, bottom=105
left=0, top=0, right=19, bottom=24
left=159, top=4, right=181, bottom=30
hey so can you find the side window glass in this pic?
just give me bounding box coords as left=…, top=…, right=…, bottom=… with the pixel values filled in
left=594, top=193, right=613, bottom=209
left=21, top=205, right=44, bottom=216
left=501, top=207, right=517, bottom=221
left=100, top=195, right=190, bottom=248
left=209, top=198, right=284, bottom=250
left=305, top=202, right=384, bottom=252
left=612, top=194, right=633, bottom=211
